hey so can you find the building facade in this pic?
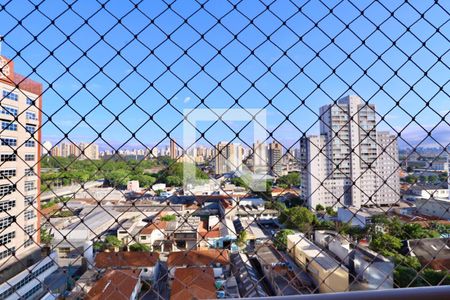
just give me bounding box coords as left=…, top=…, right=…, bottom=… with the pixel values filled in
left=0, top=55, right=42, bottom=269
left=300, top=96, right=400, bottom=209
left=269, top=142, right=283, bottom=177
left=215, top=142, right=242, bottom=175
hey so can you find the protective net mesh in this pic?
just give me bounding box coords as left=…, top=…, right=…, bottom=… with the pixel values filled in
left=0, top=0, right=449, bottom=299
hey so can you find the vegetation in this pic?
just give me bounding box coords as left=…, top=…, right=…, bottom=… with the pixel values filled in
left=276, top=172, right=300, bottom=188
left=41, top=197, right=71, bottom=209
left=51, top=210, right=74, bottom=218
left=236, top=231, right=248, bottom=248
left=325, top=206, right=337, bottom=216
left=368, top=216, right=444, bottom=287
left=281, top=206, right=317, bottom=232
left=94, top=235, right=123, bottom=251
left=129, top=243, right=151, bottom=252
left=160, top=215, right=176, bottom=222
left=274, top=229, right=295, bottom=250
left=315, top=204, right=324, bottom=212
left=401, top=172, right=447, bottom=185
left=40, top=228, right=53, bottom=245
left=41, top=156, right=208, bottom=190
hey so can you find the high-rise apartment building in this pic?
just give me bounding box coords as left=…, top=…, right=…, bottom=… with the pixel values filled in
left=214, top=142, right=242, bottom=175
left=253, top=141, right=268, bottom=174
left=0, top=55, right=42, bottom=269
left=170, top=138, right=177, bottom=160
left=50, top=145, right=61, bottom=157
left=300, top=95, right=399, bottom=209
left=269, top=142, right=283, bottom=177
left=79, top=142, right=99, bottom=160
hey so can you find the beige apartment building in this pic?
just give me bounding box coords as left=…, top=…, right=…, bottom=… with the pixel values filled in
left=300, top=95, right=400, bottom=209
left=0, top=55, right=41, bottom=267
left=215, top=142, right=243, bottom=175
left=78, top=142, right=99, bottom=160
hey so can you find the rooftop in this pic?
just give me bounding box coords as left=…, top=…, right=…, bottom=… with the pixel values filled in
left=95, top=251, right=159, bottom=268
left=167, top=249, right=230, bottom=267
left=170, top=267, right=216, bottom=300
left=288, top=233, right=347, bottom=272
left=86, top=269, right=141, bottom=300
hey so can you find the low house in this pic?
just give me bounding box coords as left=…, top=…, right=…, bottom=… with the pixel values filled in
left=197, top=218, right=237, bottom=250
left=404, top=183, right=449, bottom=200
left=137, top=214, right=201, bottom=252
left=287, top=233, right=349, bottom=293
left=86, top=269, right=142, bottom=300
left=338, top=207, right=374, bottom=228
left=94, top=251, right=159, bottom=281
left=170, top=267, right=217, bottom=300
left=402, top=238, right=450, bottom=271
left=416, top=197, right=450, bottom=220
left=167, top=249, right=230, bottom=279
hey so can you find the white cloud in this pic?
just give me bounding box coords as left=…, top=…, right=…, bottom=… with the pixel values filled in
left=184, top=96, right=191, bottom=103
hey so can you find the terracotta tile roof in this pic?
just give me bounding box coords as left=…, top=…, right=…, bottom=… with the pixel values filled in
left=86, top=269, right=141, bottom=300
left=95, top=251, right=159, bottom=268
left=140, top=220, right=167, bottom=235
left=167, top=249, right=230, bottom=267
left=198, top=221, right=221, bottom=239
left=170, top=267, right=216, bottom=300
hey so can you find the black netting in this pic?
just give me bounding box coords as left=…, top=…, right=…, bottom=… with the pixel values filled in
left=0, top=0, right=449, bottom=299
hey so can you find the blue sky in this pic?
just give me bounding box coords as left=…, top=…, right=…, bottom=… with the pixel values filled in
left=1, top=0, right=449, bottom=151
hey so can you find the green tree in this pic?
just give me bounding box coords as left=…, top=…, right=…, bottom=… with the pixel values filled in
left=129, top=243, right=151, bottom=252
left=236, top=231, right=248, bottom=248
left=315, top=204, right=325, bottom=212
left=325, top=206, right=337, bottom=216
left=274, top=229, right=295, bottom=250
left=284, top=207, right=317, bottom=232
left=370, top=233, right=402, bottom=256
left=105, top=235, right=123, bottom=250
left=161, top=215, right=176, bottom=221
left=277, top=172, right=300, bottom=187
left=40, top=228, right=53, bottom=246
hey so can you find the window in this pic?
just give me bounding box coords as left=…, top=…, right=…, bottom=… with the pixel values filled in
left=0, top=216, right=14, bottom=229
left=25, top=140, right=35, bottom=147
left=1, top=138, right=17, bottom=146
left=24, top=209, right=36, bottom=220
left=0, top=232, right=15, bottom=246
left=24, top=238, right=34, bottom=247
left=25, top=154, right=34, bottom=161
left=0, top=261, right=53, bottom=299
left=0, top=154, right=16, bottom=161
left=25, top=124, right=36, bottom=133
left=1, top=121, right=17, bottom=131
left=25, top=181, right=36, bottom=192
left=0, top=200, right=15, bottom=212
left=25, top=168, right=35, bottom=177
left=2, top=90, right=18, bottom=101
left=0, top=184, right=15, bottom=196
left=26, top=111, right=37, bottom=120
left=1, top=105, right=18, bottom=116
left=25, top=225, right=34, bottom=235
left=26, top=97, right=34, bottom=105
left=0, top=247, right=15, bottom=260
left=0, top=169, right=16, bottom=179
left=24, top=196, right=35, bottom=205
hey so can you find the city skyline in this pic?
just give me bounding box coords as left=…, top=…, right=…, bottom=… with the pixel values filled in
left=0, top=1, right=448, bottom=150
